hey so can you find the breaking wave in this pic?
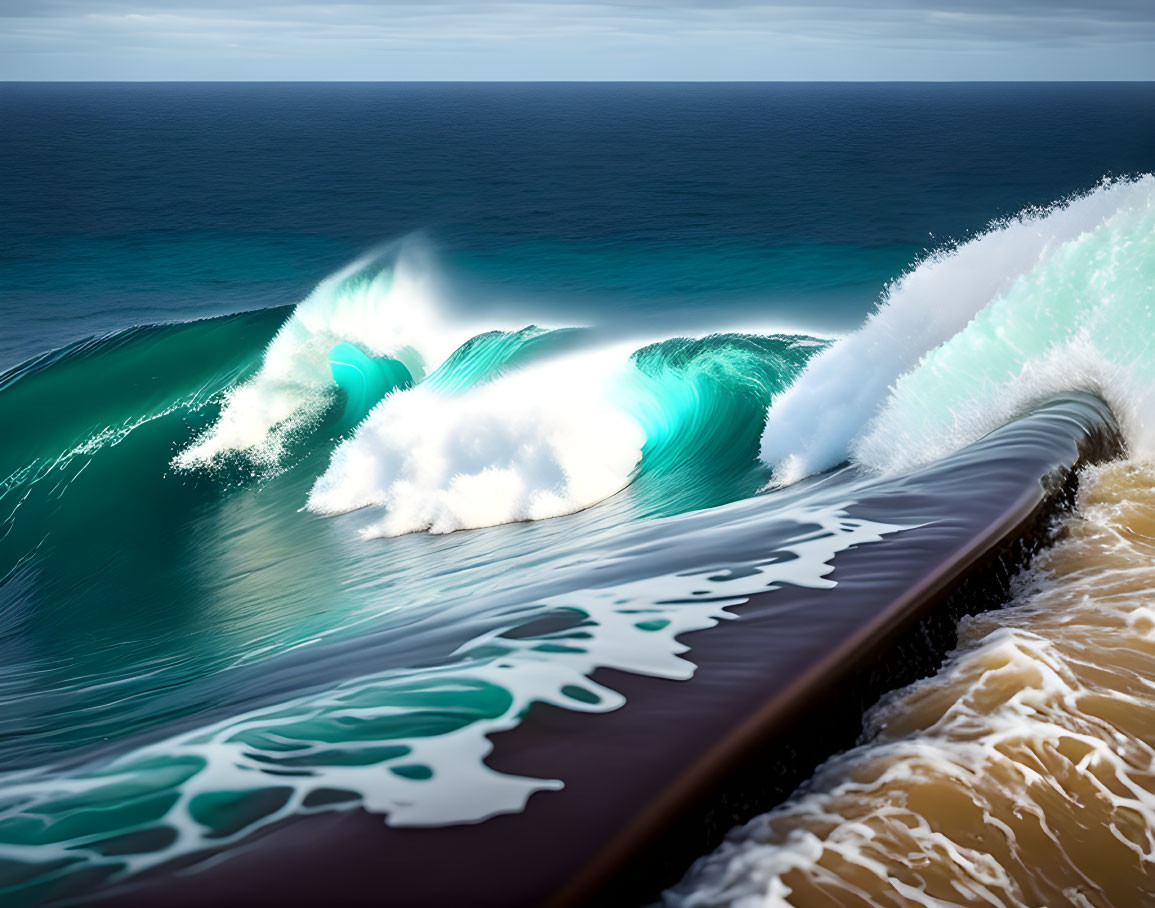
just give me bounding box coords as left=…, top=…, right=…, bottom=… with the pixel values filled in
left=762, top=176, right=1155, bottom=483
left=6, top=177, right=1155, bottom=907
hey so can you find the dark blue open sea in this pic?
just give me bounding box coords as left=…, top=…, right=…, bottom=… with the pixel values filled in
left=2, top=83, right=1154, bottom=906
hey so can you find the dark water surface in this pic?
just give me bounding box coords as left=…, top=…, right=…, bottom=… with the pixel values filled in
left=3, top=82, right=1153, bottom=366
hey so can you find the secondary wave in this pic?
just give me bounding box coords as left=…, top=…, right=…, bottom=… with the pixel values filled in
left=0, top=309, right=284, bottom=575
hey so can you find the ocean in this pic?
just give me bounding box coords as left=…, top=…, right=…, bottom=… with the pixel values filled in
left=1, top=82, right=1154, bottom=906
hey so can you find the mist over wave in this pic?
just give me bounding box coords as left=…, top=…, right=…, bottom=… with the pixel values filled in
left=158, top=235, right=826, bottom=536
left=171, top=177, right=1155, bottom=539
left=21, top=175, right=1151, bottom=553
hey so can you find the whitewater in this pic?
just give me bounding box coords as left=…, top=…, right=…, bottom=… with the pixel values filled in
left=166, top=238, right=825, bottom=535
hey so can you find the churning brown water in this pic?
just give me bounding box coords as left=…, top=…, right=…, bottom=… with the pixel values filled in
left=668, top=459, right=1155, bottom=907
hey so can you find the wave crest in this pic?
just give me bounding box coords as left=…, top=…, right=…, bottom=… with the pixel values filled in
left=307, top=348, right=647, bottom=536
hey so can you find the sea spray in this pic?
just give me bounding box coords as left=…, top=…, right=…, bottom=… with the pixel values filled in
left=853, top=184, right=1155, bottom=475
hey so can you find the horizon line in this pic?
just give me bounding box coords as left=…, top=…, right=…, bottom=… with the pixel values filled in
left=3, top=78, right=1154, bottom=84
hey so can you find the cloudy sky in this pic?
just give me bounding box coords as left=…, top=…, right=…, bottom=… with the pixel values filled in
left=2, top=0, right=1153, bottom=80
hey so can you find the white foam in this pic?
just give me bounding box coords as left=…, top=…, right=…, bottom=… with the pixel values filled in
left=307, top=346, right=648, bottom=536
left=760, top=177, right=1154, bottom=483
left=666, top=460, right=1155, bottom=907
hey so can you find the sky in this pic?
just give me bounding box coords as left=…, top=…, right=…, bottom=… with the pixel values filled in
left=1, top=0, right=1153, bottom=81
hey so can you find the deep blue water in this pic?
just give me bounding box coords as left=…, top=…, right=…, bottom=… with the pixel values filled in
left=3, top=82, right=1154, bottom=368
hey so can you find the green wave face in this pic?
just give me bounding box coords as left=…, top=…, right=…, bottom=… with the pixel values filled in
left=624, top=333, right=828, bottom=514
left=421, top=326, right=577, bottom=395
left=0, top=308, right=288, bottom=579
left=327, top=342, right=415, bottom=430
